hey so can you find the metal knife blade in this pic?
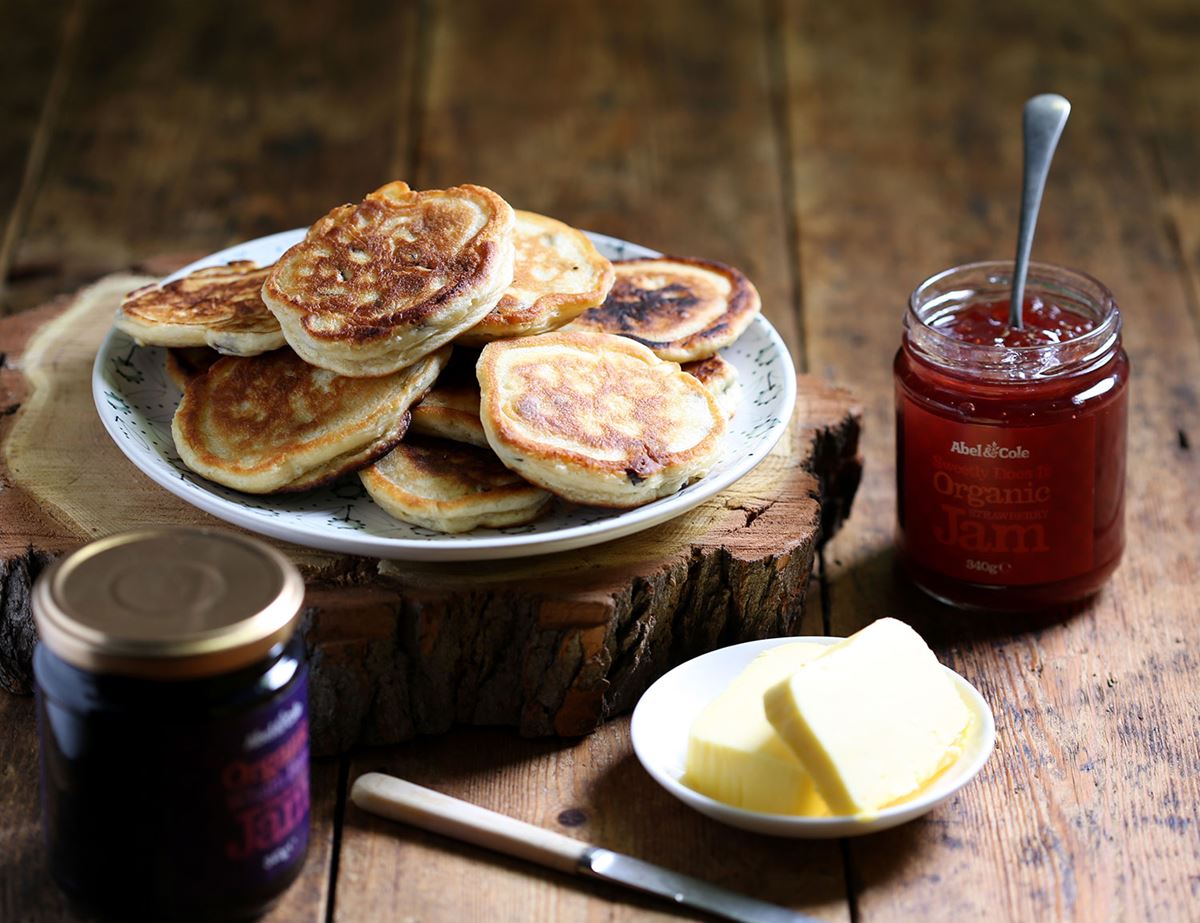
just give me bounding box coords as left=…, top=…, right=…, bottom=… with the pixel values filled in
left=579, top=847, right=820, bottom=923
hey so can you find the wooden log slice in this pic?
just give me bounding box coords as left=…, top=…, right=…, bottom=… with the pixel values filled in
left=0, top=272, right=862, bottom=755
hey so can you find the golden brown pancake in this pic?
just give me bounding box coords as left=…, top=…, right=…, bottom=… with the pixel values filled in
left=567, top=257, right=760, bottom=362
left=477, top=330, right=726, bottom=508
left=408, top=380, right=487, bottom=447
left=263, top=181, right=515, bottom=377
left=172, top=346, right=449, bottom=494
left=164, top=348, right=221, bottom=390
left=361, top=436, right=552, bottom=533
left=456, top=210, right=614, bottom=345
left=683, top=354, right=741, bottom=420
left=275, top=411, right=413, bottom=493
left=117, top=262, right=285, bottom=356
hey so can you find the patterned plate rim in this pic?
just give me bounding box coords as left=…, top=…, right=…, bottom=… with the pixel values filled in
left=91, top=230, right=797, bottom=561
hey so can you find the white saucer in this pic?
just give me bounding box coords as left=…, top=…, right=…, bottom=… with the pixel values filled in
left=629, top=636, right=996, bottom=838
left=91, top=230, right=796, bottom=561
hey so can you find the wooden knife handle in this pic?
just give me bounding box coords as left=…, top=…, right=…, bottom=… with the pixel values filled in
left=350, top=772, right=593, bottom=874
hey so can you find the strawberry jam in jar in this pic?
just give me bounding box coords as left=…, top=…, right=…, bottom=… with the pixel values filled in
left=896, top=261, right=1129, bottom=610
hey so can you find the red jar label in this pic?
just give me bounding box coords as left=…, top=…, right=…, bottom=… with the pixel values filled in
left=900, top=399, right=1095, bottom=585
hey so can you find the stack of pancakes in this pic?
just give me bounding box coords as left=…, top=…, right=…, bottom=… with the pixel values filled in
left=115, top=181, right=762, bottom=533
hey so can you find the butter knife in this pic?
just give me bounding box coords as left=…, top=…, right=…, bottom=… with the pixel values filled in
left=351, top=772, right=818, bottom=923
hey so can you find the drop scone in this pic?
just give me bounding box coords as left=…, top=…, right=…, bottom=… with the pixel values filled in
left=477, top=330, right=726, bottom=508
left=116, top=262, right=285, bottom=356
left=409, top=380, right=487, bottom=448
left=683, top=354, right=741, bottom=420
left=164, top=348, right=221, bottom=390
left=361, top=436, right=553, bottom=533
left=567, top=256, right=760, bottom=362
left=456, top=210, right=614, bottom=346
left=263, top=181, right=515, bottom=377
left=172, top=347, right=449, bottom=494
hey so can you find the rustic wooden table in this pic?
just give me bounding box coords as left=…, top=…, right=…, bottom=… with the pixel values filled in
left=2, top=1, right=1198, bottom=921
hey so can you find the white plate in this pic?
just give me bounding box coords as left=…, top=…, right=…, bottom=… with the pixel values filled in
left=630, top=636, right=996, bottom=838
left=92, top=230, right=796, bottom=561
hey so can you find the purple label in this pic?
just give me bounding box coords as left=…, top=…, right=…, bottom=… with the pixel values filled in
left=212, top=671, right=310, bottom=888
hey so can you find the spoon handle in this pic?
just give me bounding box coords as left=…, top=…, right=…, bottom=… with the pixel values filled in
left=1010, top=94, right=1071, bottom=329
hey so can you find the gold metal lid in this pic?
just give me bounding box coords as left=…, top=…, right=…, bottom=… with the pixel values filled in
left=33, top=528, right=305, bottom=680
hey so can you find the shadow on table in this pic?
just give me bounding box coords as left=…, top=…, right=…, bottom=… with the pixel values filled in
left=347, top=725, right=892, bottom=918
left=588, top=749, right=914, bottom=915
left=0, top=695, right=87, bottom=923
left=823, top=544, right=1097, bottom=647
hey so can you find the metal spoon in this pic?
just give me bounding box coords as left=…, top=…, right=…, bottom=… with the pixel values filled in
left=1010, top=93, right=1071, bottom=330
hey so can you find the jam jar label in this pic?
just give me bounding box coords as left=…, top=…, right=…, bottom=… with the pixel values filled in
left=900, top=399, right=1096, bottom=585
left=213, top=672, right=312, bottom=883
left=210, top=670, right=311, bottom=891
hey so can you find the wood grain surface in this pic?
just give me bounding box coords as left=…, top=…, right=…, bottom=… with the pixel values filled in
left=2, top=0, right=1199, bottom=921
left=782, top=2, right=1200, bottom=921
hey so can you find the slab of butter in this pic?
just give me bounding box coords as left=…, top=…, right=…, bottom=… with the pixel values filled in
left=764, top=618, right=971, bottom=816
left=685, top=642, right=830, bottom=815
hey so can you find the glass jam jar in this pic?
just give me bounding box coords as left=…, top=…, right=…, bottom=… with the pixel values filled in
left=895, top=261, right=1129, bottom=610
left=33, top=528, right=309, bottom=920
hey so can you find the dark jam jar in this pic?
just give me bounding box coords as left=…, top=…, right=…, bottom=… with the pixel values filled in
left=33, top=528, right=310, bottom=920
left=896, top=261, right=1129, bottom=610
